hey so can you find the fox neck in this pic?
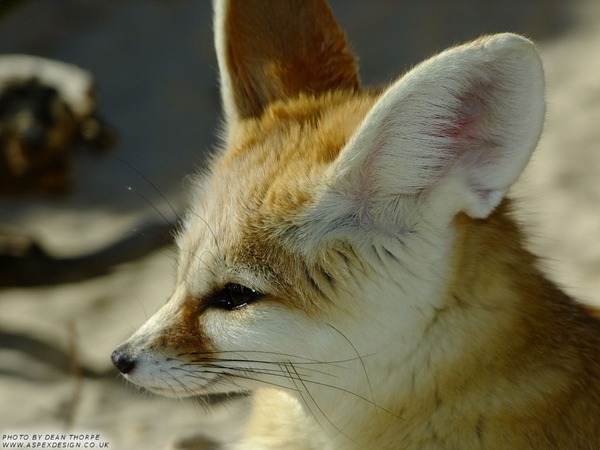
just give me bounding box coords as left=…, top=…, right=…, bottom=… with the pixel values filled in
left=292, top=200, right=583, bottom=448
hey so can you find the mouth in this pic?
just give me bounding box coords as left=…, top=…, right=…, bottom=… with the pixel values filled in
left=195, top=391, right=250, bottom=406
left=144, top=383, right=250, bottom=405
left=124, top=372, right=250, bottom=401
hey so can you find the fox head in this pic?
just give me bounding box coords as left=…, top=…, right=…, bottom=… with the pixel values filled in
left=112, top=0, right=545, bottom=442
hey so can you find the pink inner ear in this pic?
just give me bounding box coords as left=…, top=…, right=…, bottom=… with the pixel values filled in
left=435, top=90, right=486, bottom=145
left=425, top=80, right=511, bottom=190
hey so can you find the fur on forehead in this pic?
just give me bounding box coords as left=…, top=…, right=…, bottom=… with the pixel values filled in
left=190, top=91, right=379, bottom=235
left=176, top=91, right=379, bottom=297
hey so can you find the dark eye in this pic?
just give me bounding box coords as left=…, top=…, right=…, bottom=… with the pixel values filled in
left=207, top=283, right=263, bottom=311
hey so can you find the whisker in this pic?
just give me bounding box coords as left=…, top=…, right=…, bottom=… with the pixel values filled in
left=183, top=358, right=336, bottom=378
left=205, top=363, right=315, bottom=380
left=112, top=154, right=182, bottom=225
left=176, top=360, right=400, bottom=419
left=326, top=323, right=380, bottom=423
left=290, top=361, right=358, bottom=442
left=175, top=363, right=311, bottom=386
left=185, top=211, right=222, bottom=255
left=161, top=368, right=197, bottom=399
left=197, top=368, right=301, bottom=393
left=184, top=248, right=220, bottom=286
left=158, top=369, right=180, bottom=398
left=280, top=362, right=327, bottom=436
left=179, top=349, right=376, bottom=367
left=286, top=372, right=403, bottom=420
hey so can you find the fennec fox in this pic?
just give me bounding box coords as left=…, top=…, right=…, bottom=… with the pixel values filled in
left=112, top=1, right=600, bottom=448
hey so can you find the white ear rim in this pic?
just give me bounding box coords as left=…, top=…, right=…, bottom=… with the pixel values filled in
left=328, top=33, right=545, bottom=222
left=213, top=0, right=239, bottom=126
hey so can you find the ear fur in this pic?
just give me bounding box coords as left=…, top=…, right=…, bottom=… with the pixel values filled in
left=325, top=33, right=545, bottom=227
left=213, top=0, right=359, bottom=126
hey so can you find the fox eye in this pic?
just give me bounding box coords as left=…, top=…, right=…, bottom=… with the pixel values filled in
left=207, top=283, right=263, bottom=311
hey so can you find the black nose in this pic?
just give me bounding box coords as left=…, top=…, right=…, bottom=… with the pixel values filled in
left=111, top=345, right=136, bottom=374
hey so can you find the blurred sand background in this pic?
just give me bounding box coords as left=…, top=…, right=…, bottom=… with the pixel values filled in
left=0, top=1, right=599, bottom=448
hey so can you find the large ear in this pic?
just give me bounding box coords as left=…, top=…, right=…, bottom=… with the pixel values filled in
left=213, top=0, right=359, bottom=125
left=321, top=33, right=545, bottom=230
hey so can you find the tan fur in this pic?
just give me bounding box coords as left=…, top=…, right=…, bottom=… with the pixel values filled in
left=422, top=204, right=600, bottom=448
left=220, top=0, right=359, bottom=120
left=113, top=1, right=600, bottom=448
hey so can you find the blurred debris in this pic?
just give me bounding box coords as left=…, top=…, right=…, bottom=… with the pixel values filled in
left=0, top=222, right=174, bottom=287
left=0, top=55, right=116, bottom=195
left=0, top=329, right=109, bottom=380
left=0, top=55, right=124, bottom=287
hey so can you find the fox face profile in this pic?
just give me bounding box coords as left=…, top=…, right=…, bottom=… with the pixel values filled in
left=112, top=1, right=600, bottom=449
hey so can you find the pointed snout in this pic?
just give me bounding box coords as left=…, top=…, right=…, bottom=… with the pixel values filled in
left=111, top=343, right=136, bottom=374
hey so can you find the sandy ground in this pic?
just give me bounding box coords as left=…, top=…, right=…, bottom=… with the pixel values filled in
left=0, top=1, right=599, bottom=449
